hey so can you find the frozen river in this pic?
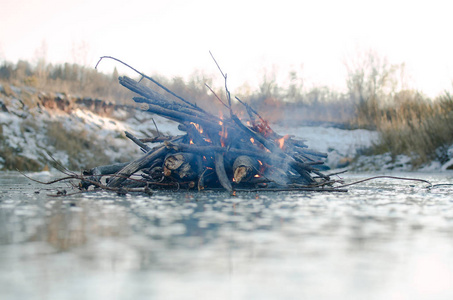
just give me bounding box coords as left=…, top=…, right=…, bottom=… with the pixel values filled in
left=1, top=171, right=453, bottom=300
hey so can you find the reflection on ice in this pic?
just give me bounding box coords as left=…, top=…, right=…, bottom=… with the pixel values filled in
left=1, top=172, right=453, bottom=299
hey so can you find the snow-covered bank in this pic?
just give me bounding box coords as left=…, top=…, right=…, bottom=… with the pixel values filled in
left=0, top=83, right=180, bottom=171
left=273, top=124, right=379, bottom=169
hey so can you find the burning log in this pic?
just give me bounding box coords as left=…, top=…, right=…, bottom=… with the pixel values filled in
left=76, top=57, right=346, bottom=194
left=233, top=155, right=259, bottom=183
left=163, top=152, right=197, bottom=180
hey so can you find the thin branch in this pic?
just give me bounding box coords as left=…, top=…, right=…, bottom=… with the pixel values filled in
left=235, top=96, right=266, bottom=124
left=208, top=51, right=225, bottom=78
left=209, top=51, right=233, bottom=114
left=44, top=150, right=75, bottom=176
left=205, top=83, right=229, bottom=109
left=151, top=118, right=160, bottom=136
left=95, top=56, right=205, bottom=113
left=336, top=175, right=433, bottom=189
left=125, top=131, right=151, bottom=152
left=430, top=184, right=453, bottom=189
left=17, top=170, right=77, bottom=185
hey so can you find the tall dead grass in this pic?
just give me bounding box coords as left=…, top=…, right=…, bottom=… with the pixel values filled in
left=45, top=121, right=116, bottom=170
left=371, top=91, right=453, bottom=167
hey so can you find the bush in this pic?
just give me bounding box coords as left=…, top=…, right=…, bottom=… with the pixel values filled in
left=372, top=92, right=453, bottom=167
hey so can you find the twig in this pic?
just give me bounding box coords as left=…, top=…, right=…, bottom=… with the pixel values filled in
left=95, top=56, right=205, bottom=113
left=209, top=51, right=232, bottom=114
left=226, top=187, right=348, bottom=193
left=151, top=118, right=160, bottom=136
left=205, top=83, right=229, bottom=109
left=17, top=170, right=77, bottom=185
left=125, top=131, right=151, bottom=152
left=235, top=96, right=266, bottom=124
left=430, top=184, right=453, bottom=189
left=140, top=136, right=177, bottom=143
left=336, top=175, right=433, bottom=189
left=44, top=150, right=75, bottom=176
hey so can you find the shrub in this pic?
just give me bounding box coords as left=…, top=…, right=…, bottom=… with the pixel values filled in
left=374, top=92, right=453, bottom=167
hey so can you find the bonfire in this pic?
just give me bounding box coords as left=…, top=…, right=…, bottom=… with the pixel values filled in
left=78, top=56, right=347, bottom=195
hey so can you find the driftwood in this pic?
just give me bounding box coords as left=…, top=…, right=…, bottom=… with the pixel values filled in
left=79, top=57, right=346, bottom=194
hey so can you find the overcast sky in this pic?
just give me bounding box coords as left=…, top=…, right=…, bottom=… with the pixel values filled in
left=1, top=0, right=452, bottom=97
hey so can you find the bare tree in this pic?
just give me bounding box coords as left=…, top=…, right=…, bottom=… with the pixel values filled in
left=344, top=49, right=403, bottom=127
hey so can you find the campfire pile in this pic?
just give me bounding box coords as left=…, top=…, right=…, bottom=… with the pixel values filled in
left=81, top=64, right=346, bottom=194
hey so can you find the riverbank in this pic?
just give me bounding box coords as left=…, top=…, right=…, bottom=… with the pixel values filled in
left=1, top=82, right=453, bottom=173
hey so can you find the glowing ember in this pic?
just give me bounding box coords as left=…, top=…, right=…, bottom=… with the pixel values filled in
left=190, top=139, right=194, bottom=144
left=253, top=120, right=273, bottom=138
left=258, top=160, right=263, bottom=165
left=250, top=137, right=255, bottom=143
left=254, top=174, right=261, bottom=178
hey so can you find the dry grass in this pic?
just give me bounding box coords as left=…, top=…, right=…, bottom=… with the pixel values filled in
left=368, top=91, right=453, bottom=167
left=0, top=125, right=43, bottom=171
left=44, top=121, right=115, bottom=170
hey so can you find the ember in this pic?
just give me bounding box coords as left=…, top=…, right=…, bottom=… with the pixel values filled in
left=79, top=56, right=347, bottom=195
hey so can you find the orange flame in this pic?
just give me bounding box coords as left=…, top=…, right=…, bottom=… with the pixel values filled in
left=190, top=139, right=194, bottom=145
left=257, top=160, right=266, bottom=174
left=219, top=121, right=227, bottom=147
left=190, top=122, right=203, bottom=134
left=276, top=135, right=290, bottom=150
left=250, top=137, right=255, bottom=144
left=254, top=174, right=261, bottom=178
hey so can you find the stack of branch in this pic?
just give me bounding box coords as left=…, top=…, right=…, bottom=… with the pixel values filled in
left=81, top=75, right=346, bottom=194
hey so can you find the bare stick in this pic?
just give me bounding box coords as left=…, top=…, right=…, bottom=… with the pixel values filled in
left=336, top=175, right=433, bottom=189
left=140, top=136, right=176, bottom=143
left=209, top=51, right=232, bottom=113
left=95, top=56, right=205, bottom=112
left=125, top=131, right=151, bottom=152
left=151, top=118, right=160, bottom=136
left=234, top=187, right=348, bottom=193
left=235, top=96, right=267, bottom=124
left=205, top=83, right=229, bottom=109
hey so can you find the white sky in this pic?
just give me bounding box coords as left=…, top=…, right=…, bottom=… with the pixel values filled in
left=1, top=0, right=452, bottom=97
